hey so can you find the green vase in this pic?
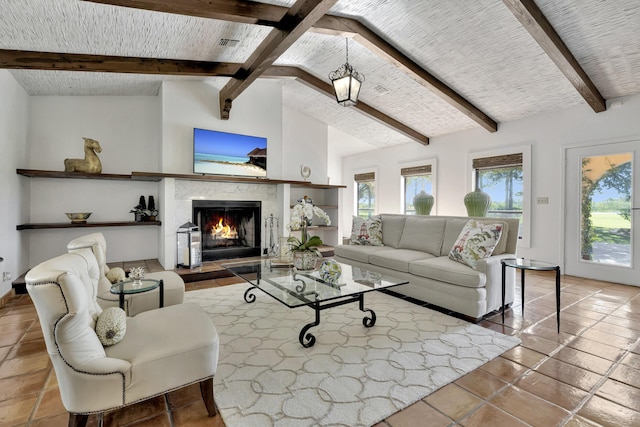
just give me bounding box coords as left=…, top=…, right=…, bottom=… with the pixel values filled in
left=464, top=187, right=491, bottom=217
left=413, top=191, right=434, bottom=215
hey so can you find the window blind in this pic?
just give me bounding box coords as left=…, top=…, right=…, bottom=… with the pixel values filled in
left=473, top=153, right=523, bottom=169
left=354, top=172, right=375, bottom=182
left=400, top=165, right=432, bottom=176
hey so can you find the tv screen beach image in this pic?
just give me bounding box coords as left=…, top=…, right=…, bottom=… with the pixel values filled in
left=194, top=128, right=267, bottom=177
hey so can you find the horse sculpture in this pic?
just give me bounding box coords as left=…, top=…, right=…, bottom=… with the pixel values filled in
left=64, top=137, right=103, bottom=174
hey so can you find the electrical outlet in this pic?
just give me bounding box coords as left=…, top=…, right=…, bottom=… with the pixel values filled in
left=2, top=272, right=11, bottom=281
left=536, top=197, right=549, bottom=205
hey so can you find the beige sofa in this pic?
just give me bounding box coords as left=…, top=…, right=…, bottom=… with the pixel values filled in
left=335, top=214, right=519, bottom=321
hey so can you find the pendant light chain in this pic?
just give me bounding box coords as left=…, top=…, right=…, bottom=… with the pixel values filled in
left=345, top=38, right=349, bottom=65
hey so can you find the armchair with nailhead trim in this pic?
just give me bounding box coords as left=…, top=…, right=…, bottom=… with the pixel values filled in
left=25, top=248, right=219, bottom=427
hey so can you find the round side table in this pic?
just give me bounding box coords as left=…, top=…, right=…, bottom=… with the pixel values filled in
left=110, top=279, right=164, bottom=314
left=501, top=258, right=561, bottom=332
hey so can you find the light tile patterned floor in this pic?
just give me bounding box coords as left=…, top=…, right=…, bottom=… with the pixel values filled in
left=1, top=269, right=639, bottom=426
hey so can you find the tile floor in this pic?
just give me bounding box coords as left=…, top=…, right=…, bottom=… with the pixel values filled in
left=1, top=269, right=639, bottom=426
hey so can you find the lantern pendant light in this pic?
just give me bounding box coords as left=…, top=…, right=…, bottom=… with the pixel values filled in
left=329, top=38, right=365, bottom=106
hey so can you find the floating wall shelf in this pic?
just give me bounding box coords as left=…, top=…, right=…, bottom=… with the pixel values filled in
left=17, top=169, right=346, bottom=188
left=17, top=221, right=162, bottom=230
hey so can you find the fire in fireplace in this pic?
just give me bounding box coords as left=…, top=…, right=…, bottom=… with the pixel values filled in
left=193, top=200, right=261, bottom=261
left=211, top=217, right=238, bottom=240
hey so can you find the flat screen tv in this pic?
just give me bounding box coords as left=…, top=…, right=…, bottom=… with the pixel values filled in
left=193, top=128, right=267, bottom=177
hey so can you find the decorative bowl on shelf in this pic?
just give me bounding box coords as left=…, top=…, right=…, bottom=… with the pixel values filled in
left=65, top=212, right=92, bottom=224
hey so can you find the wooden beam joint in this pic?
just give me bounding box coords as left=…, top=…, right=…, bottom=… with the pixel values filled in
left=220, top=98, right=233, bottom=120
left=218, top=0, right=337, bottom=120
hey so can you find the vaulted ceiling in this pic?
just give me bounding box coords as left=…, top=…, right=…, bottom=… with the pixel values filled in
left=1, top=0, right=639, bottom=148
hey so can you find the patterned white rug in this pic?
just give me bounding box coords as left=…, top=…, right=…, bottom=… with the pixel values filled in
left=185, top=284, right=520, bottom=427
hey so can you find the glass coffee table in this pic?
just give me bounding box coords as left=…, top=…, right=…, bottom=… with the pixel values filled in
left=224, top=259, right=409, bottom=347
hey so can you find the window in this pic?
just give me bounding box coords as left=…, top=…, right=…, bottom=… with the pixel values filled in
left=355, top=172, right=375, bottom=218
left=402, top=165, right=432, bottom=214
left=474, top=153, right=523, bottom=223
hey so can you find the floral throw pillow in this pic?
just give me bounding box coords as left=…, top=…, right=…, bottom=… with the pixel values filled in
left=449, top=219, right=503, bottom=270
left=350, top=215, right=383, bottom=246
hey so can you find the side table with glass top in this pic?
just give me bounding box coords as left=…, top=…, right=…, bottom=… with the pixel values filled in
left=110, top=279, right=164, bottom=314
left=501, top=258, right=561, bottom=332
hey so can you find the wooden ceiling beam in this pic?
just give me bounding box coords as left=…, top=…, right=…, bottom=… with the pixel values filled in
left=83, top=0, right=498, bottom=133
left=219, top=0, right=336, bottom=119
left=265, top=66, right=429, bottom=145
left=502, top=0, right=606, bottom=113
left=81, top=0, right=288, bottom=26
left=0, top=48, right=430, bottom=145
left=0, top=49, right=241, bottom=76
left=311, top=16, right=498, bottom=133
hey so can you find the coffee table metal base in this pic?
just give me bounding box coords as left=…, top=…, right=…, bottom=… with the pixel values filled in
left=244, top=287, right=376, bottom=348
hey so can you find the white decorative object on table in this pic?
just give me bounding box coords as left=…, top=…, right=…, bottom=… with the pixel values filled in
left=319, top=259, right=342, bottom=284
left=129, top=266, right=146, bottom=286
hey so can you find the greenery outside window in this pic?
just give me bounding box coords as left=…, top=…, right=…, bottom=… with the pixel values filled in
left=474, top=153, right=523, bottom=231
left=355, top=172, right=375, bottom=219
left=402, top=165, right=432, bottom=214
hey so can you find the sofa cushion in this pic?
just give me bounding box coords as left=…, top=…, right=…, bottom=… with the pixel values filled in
left=491, top=220, right=510, bottom=255
left=448, top=220, right=504, bottom=270
left=349, top=215, right=383, bottom=246
left=442, top=218, right=509, bottom=255
left=369, top=249, right=435, bottom=273
left=381, top=214, right=406, bottom=248
left=334, top=244, right=388, bottom=263
left=398, top=217, right=447, bottom=256
left=409, top=256, right=486, bottom=288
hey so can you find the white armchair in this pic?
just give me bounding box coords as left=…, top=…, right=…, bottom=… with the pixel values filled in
left=67, top=232, right=185, bottom=316
left=25, top=248, right=219, bottom=427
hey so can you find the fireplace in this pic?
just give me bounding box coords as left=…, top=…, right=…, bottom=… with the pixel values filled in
left=193, top=200, right=261, bottom=261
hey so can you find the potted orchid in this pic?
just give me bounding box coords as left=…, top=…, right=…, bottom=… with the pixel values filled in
left=287, top=197, right=331, bottom=270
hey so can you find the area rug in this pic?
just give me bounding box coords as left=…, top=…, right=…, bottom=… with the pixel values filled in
left=185, top=284, right=520, bottom=427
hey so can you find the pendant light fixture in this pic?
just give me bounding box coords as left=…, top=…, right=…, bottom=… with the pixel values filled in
left=329, top=38, right=365, bottom=106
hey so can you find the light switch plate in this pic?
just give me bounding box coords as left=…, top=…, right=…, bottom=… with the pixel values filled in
left=537, top=197, right=549, bottom=205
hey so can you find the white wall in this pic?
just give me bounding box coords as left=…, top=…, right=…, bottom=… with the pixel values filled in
left=26, top=96, right=161, bottom=265
left=0, top=71, right=29, bottom=298
left=341, top=93, right=640, bottom=266
left=282, top=106, right=328, bottom=183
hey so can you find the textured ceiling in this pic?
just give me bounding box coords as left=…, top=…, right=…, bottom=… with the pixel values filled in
left=1, top=0, right=639, bottom=147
